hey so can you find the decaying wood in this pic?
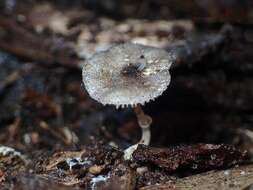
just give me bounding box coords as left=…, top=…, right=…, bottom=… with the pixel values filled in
left=141, top=164, right=253, bottom=190
left=133, top=144, right=247, bottom=173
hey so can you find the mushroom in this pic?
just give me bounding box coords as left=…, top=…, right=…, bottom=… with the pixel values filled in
left=82, top=43, right=174, bottom=159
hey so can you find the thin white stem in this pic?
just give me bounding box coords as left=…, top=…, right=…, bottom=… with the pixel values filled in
left=139, top=126, right=151, bottom=145
left=124, top=105, right=152, bottom=160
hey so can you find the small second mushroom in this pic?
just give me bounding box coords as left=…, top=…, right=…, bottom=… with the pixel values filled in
left=82, top=43, right=174, bottom=159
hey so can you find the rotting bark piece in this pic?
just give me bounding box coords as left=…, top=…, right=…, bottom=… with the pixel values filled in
left=141, top=164, right=253, bottom=190
left=133, top=144, right=248, bottom=173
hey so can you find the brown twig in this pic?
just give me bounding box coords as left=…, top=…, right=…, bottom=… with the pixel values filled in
left=0, top=16, right=80, bottom=68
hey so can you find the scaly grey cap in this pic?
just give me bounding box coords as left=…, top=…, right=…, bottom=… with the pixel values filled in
left=82, top=43, right=174, bottom=108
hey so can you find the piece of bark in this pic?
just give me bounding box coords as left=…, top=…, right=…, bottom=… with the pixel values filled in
left=141, top=164, right=253, bottom=190
left=133, top=144, right=247, bottom=173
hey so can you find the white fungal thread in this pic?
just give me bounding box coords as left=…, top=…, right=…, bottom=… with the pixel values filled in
left=90, top=174, right=110, bottom=190
left=65, top=157, right=91, bottom=171
left=0, top=146, right=22, bottom=157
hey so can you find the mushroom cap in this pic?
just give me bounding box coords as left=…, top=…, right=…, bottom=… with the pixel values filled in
left=82, top=43, right=174, bottom=108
